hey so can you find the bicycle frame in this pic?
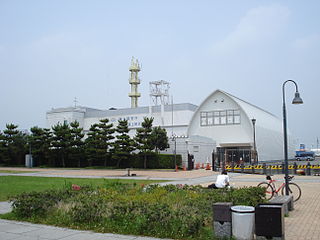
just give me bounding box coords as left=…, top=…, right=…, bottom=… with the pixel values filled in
left=259, top=175, right=301, bottom=202
left=268, top=179, right=285, bottom=195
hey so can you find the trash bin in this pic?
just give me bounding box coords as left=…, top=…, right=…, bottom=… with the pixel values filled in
left=255, top=204, right=284, bottom=239
left=231, top=205, right=255, bottom=240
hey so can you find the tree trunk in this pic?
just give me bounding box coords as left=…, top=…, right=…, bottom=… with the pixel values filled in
left=62, top=152, right=65, bottom=168
left=144, top=153, right=147, bottom=169
left=116, top=155, right=122, bottom=168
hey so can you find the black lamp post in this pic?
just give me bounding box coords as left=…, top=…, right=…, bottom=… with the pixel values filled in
left=251, top=118, right=257, bottom=164
left=282, top=80, right=303, bottom=195
left=172, top=135, right=177, bottom=170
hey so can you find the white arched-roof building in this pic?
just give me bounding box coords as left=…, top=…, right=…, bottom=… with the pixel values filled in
left=187, top=89, right=295, bottom=165
left=46, top=89, right=296, bottom=167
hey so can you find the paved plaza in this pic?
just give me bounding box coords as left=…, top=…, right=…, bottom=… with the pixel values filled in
left=1, top=168, right=320, bottom=239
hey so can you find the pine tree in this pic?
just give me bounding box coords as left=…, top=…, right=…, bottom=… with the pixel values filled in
left=151, top=126, right=169, bottom=153
left=51, top=122, right=72, bottom=167
left=113, top=119, right=135, bottom=168
left=29, top=126, right=52, bottom=166
left=97, top=118, right=115, bottom=167
left=1, top=124, right=27, bottom=165
left=85, top=124, right=100, bottom=167
left=70, top=121, right=85, bottom=167
left=135, top=117, right=154, bottom=168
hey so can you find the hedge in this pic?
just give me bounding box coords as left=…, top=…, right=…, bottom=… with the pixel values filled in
left=7, top=183, right=266, bottom=239
left=32, top=153, right=182, bottom=169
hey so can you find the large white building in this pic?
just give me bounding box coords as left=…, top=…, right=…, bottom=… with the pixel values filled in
left=46, top=103, right=197, bottom=138
left=47, top=89, right=296, bottom=166
left=46, top=60, right=295, bottom=167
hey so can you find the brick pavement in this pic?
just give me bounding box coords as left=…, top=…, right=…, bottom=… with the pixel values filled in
left=229, top=174, right=320, bottom=240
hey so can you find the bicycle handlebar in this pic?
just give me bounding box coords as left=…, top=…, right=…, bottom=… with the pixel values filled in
left=285, top=175, right=294, bottom=181
left=266, top=175, right=294, bottom=181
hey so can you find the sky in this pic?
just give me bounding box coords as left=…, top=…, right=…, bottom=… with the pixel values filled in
left=0, top=0, right=319, bottom=149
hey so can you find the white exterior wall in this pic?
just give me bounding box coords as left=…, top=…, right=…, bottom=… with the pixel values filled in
left=187, top=90, right=292, bottom=161
left=46, top=109, right=85, bottom=129
left=47, top=104, right=195, bottom=139
left=230, top=92, right=295, bottom=160
left=150, top=109, right=193, bottom=136
left=163, top=135, right=216, bottom=165
left=188, top=92, right=252, bottom=146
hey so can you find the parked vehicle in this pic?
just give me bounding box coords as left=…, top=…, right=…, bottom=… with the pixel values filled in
left=295, top=151, right=315, bottom=161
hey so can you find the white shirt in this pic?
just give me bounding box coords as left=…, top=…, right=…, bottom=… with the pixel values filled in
left=215, top=174, right=230, bottom=188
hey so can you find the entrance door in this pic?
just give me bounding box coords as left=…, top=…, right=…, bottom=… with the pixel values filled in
left=216, top=147, right=252, bottom=168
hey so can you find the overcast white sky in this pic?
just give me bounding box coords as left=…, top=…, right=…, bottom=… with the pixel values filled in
left=0, top=0, right=319, bottom=149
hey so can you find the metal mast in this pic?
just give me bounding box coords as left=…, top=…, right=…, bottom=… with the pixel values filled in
left=149, top=80, right=170, bottom=106
left=128, top=57, right=141, bottom=108
left=149, top=80, right=170, bottom=126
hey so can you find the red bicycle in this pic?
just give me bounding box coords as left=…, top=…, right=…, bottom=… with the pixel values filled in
left=258, top=175, right=301, bottom=202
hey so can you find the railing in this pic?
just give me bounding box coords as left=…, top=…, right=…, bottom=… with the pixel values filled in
left=224, top=162, right=320, bottom=176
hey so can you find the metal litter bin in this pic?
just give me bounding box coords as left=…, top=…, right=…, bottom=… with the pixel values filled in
left=255, top=204, right=284, bottom=239
left=231, top=205, right=255, bottom=240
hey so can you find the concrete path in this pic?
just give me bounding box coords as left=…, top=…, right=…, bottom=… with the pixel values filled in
left=0, top=219, right=169, bottom=240
left=1, top=168, right=320, bottom=239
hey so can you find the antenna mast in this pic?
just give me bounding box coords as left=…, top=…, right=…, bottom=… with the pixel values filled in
left=149, top=80, right=170, bottom=126
left=74, top=97, right=78, bottom=108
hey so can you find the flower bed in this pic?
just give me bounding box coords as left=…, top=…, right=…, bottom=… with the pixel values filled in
left=5, top=182, right=265, bottom=239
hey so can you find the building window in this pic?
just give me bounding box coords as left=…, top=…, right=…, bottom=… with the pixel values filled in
left=207, top=112, right=214, bottom=125
left=200, top=112, right=207, bottom=126
left=220, top=111, right=226, bottom=124
left=200, top=109, right=241, bottom=126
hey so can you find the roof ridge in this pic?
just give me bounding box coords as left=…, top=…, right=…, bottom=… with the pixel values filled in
left=219, top=89, right=278, bottom=118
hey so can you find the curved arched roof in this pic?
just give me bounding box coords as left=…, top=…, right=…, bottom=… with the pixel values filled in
left=187, top=89, right=283, bottom=134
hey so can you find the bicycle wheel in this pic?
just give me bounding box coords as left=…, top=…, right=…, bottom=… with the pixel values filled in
left=258, top=182, right=274, bottom=200
left=281, top=182, right=301, bottom=202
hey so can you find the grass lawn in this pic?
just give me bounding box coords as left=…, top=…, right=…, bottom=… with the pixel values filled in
left=0, top=176, right=164, bottom=201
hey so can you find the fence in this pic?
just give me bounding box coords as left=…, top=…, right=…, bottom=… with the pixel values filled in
left=224, top=162, right=320, bottom=176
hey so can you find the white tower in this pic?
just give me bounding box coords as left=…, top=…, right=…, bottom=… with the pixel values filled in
left=128, top=57, right=141, bottom=108
left=149, top=80, right=170, bottom=126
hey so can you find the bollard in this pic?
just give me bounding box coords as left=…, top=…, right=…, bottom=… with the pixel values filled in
left=213, top=202, right=232, bottom=239
left=241, top=163, right=244, bottom=173
left=231, top=161, right=235, bottom=172
left=293, top=162, right=297, bottom=175
left=262, top=163, right=266, bottom=175
left=281, top=163, right=284, bottom=174
left=175, top=165, right=179, bottom=172
left=205, top=163, right=211, bottom=170
left=251, top=165, right=255, bottom=174
left=306, top=162, right=311, bottom=176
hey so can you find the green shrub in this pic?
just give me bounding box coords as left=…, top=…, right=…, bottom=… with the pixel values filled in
left=68, top=192, right=106, bottom=223
left=7, top=183, right=265, bottom=239
left=10, top=188, right=76, bottom=218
